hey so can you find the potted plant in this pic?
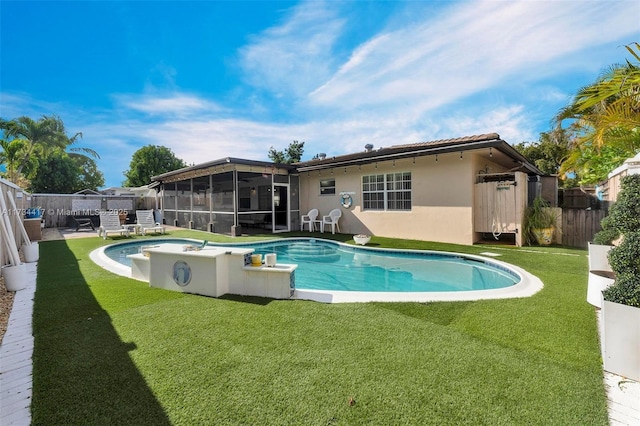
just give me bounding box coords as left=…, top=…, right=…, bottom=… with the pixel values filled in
left=523, top=196, right=560, bottom=245
left=598, top=174, right=640, bottom=381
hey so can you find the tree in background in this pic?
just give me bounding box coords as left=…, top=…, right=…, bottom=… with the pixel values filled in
left=123, top=145, right=186, bottom=187
left=0, top=115, right=100, bottom=188
left=513, top=129, right=574, bottom=186
left=28, top=151, right=79, bottom=193
left=0, top=138, right=35, bottom=187
left=268, top=140, right=305, bottom=164
left=74, top=156, right=105, bottom=191
left=554, top=42, right=640, bottom=184
left=0, top=115, right=98, bottom=180
left=28, top=152, right=104, bottom=193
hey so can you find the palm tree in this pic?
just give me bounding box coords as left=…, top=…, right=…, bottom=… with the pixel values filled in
left=573, top=42, right=640, bottom=132
left=555, top=42, right=640, bottom=183
left=0, top=139, right=27, bottom=182
left=0, top=115, right=99, bottom=182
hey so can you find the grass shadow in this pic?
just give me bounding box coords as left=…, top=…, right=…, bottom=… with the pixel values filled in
left=32, top=240, right=172, bottom=425
left=372, top=301, right=475, bottom=326
left=217, top=294, right=274, bottom=305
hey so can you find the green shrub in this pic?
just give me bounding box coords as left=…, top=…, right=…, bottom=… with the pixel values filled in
left=608, top=231, right=640, bottom=276
left=602, top=175, right=640, bottom=306
left=607, top=174, right=640, bottom=234
left=592, top=215, right=619, bottom=245
left=602, top=273, right=640, bottom=308
left=592, top=229, right=619, bottom=245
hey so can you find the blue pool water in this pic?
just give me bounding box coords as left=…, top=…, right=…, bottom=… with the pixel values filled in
left=104, top=238, right=519, bottom=293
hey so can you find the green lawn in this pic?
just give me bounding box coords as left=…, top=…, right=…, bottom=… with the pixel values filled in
left=32, top=230, right=608, bottom=425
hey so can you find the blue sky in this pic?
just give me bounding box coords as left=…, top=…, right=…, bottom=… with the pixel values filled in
left=1, top=0, right=639, bottom=188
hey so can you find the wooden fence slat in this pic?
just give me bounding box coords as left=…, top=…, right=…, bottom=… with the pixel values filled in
left=561, top=209, right=607, bottom=248
left=30, top=195, right=156, bottom=228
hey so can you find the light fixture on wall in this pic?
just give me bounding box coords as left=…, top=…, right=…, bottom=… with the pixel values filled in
left=392, top=159, right=395, bottom=167
left=413, top=157, right=416, bottom=164
left=435, top=154, right=438, bottom=163
left=250, top=187, right=256, bottom=195
left=358, top=165, right=361, bottom=171
left=460, top=152, right=463, bottom=160
left=489, top=147, right=493, bottom=157
left=344, top=167, right=347, bottom=174
left=375, top=162, right=378, bottom=169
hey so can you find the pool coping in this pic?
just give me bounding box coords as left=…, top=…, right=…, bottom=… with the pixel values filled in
left=90, top=237, right=543, bottom=303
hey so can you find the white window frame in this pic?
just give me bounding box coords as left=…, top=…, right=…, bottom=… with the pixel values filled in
left=362, top=172, right=411, bottom=211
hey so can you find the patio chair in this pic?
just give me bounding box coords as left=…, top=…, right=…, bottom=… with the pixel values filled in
left=72, top=216, right=95, bottom=232
left=98, top=211, right=130, bottom=239
left=300, top=208, right=319, bottom=231
left=321, top=209, right=342, bottom=234
left=136, top=210, right=166, bottom=236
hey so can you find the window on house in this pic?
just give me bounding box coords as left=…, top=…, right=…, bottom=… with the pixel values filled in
left=362, top=172, right=411, bottom=211
left=320, top=178, right=336, bottom=195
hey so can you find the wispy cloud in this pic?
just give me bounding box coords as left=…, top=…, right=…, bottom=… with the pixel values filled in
left=113, top=93, right=224, bottom=117
left=309, top=0, right=638, bottom=114
left=239, top=0, right=346, bottom=98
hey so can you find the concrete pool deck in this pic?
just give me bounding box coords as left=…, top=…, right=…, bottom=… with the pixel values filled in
left=1, top=228, right=639, bottom=424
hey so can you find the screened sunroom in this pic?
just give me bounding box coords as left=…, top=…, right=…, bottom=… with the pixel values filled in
left=153, top=158, right=300, bottom=235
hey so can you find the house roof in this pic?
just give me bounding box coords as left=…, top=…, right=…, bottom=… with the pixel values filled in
left=73, top=189, right=101, bottom=195
left=295, top=133, right=544, bottom=175
left=151, top=157, right=297, bottom=183
left=151, top=133, right=543, bottom=184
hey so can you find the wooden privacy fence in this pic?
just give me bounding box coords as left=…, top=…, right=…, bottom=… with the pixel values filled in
left=30, top=194, right=156, bottom=228
left=561, top=208, right=607, bottom=249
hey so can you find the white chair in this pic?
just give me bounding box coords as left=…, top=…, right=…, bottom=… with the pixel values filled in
left=98, top=211, right=130, bottom=239
left=300, top=209, right=319, bottom=232
left=321, top=209, right=342, bottom=234
left=136, top=210, right=166, bottom=236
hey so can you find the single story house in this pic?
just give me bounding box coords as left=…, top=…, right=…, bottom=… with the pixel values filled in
left=151, top=133, right=544, bottom=246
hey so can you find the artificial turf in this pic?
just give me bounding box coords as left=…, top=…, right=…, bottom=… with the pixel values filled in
left=31, top=230, right=608, bottom=425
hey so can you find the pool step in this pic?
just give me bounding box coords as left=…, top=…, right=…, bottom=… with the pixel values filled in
left=285, top=242, right=341, bottom=263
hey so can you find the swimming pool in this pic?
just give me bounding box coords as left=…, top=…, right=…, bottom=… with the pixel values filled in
left=94, top=238, right=543, bottom=303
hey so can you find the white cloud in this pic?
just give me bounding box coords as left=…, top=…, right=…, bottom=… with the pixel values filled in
left=113, top=93, right=223, bottom=117
left=309, top=0, right=639, bottom=115
left=439, top=105, right=536, bottom=144
left=239, top=0, right=346, bottom=97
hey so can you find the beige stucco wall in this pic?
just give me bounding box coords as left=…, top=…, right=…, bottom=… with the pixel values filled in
left=299, top=152, right=512, bottom=245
